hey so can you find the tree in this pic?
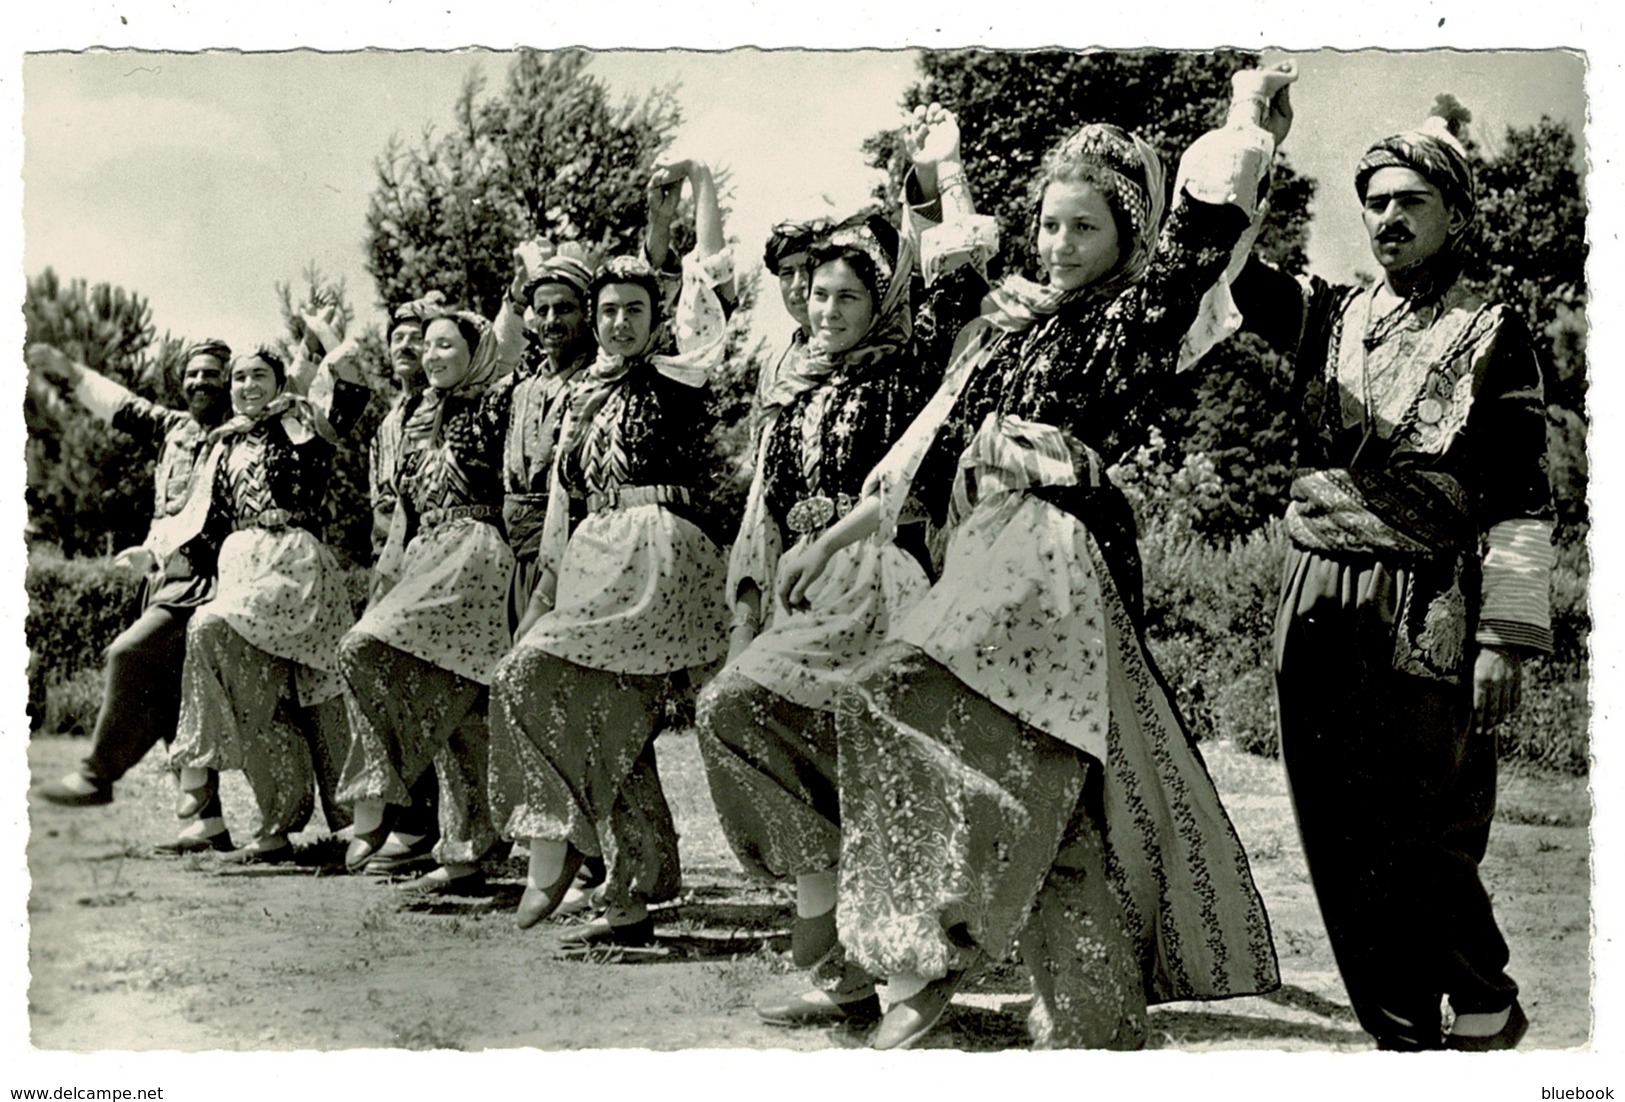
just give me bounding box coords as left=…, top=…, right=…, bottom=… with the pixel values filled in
left=1454, top=111, right=1589, bottom=533
left=24, top=269, right=171, bottom=556
left=365, top=49, right=682, bottom=320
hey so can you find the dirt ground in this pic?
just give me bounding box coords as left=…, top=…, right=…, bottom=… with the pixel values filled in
left=24, top=730, right=1592, bottom=1054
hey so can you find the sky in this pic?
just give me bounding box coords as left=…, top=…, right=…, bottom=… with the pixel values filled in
left=20, top=48, right=1587, bottom=354
left=6, top=1, right=1625, bottom=1096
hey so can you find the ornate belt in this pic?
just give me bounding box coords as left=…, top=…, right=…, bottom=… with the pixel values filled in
left=234, top=508, right=314, bottom=533
left=586, top=484, right=690, bottom=514
left=422, top=504, right=502, bottom=529
left=786, top=492, right=857, bottom=535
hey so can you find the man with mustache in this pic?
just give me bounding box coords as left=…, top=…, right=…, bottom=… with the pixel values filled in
left=357, top=297, right=449, bottom=876
left=505, top=247, right=597, bottom=637
left=30, top=340, right=237, bottom=853
left=1233, top=95, right=1554, bottom=1052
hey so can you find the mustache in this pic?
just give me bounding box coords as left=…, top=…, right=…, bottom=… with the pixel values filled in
left=1375, top=227, right=1414, bottom=244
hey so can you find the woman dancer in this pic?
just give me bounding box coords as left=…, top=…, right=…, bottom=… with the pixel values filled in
left=486, top=163, right=733, bottom=947
left=777, top=68, right=1296, bottom=1049
left=336, top=265, right=528, bottom=893
left=698, top=168, right=989, bottom=1023
left=166, top=316, right=370, bottom=862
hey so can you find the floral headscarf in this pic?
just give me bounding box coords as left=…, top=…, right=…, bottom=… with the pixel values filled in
left=799, top=209, right=916, bottom=375
left=403, top=305, right=509, bottom=446
left=985, top=122, right=1169, bottom=333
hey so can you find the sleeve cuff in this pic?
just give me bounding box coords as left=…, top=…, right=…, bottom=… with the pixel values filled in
left=1477, top=619, right=1554, bottom=655
left=1175, top=125, right=1275, bottom=218
left=1479, top=517, right=1556, bottom=652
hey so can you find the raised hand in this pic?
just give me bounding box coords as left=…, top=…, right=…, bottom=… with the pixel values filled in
left=27, top=342, right=80, bottom=386
left=904, top=102, right=963, bottom=169
left=1231, top=61, right=1298, bottom=148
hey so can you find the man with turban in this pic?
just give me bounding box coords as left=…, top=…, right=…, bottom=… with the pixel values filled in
left=1232, top=93, right=1553, bottom=1052
left=29, top=339, right=237, bottom=853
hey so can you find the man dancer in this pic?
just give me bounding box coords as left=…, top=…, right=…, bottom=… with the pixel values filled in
left=360, top=297, right=444, bottom=877
left=30, top=340, right=235, bottom=853
left=1234, top=95, right=1554, bottom=1052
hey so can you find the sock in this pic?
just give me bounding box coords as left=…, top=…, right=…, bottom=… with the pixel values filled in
left=1452, top=1007, right=1512, bottom=1038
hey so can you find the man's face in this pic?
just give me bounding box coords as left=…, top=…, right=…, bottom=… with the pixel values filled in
left=387, top=319, right=426, bottom=385
left=528, top=282, right=589, bottom=362
left=776, top=251, right=812, bottom=332
left=1362, top=166, right=1464, bottom=276
left=181, top=353, right=229, bottom=424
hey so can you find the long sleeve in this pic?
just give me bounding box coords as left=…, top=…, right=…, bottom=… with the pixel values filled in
left=1462, top=308, right=1556, bottom=653
left=74, top=365, right=190, bottom=445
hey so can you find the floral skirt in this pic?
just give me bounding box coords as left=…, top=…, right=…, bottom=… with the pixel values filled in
left=354, top=517, right=514, bottom=686
left=487, top=645, right=682, bottom=909
left=518, top=503, right=725, bottom=675
left=728, top=536, right=926, bottom=711
left=211, top=527, right=353, bottom=706
left=696, top=669, right=840, bottom=882
left=836, top=533, right=1279, bottom=1007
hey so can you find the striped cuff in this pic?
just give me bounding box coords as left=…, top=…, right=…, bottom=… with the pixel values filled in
left=1477, top=518, right=1556, bottom=654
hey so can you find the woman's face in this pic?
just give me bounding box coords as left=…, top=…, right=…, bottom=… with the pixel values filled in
left=596, top=283, right=655, bottom=358
left=229, top=356, right=281, bottom=419
left=1037, top=180, right=1123, bottom=292
left=423, top=317, right=475, bottom=390
left=807, top=258, right=876, bottom=355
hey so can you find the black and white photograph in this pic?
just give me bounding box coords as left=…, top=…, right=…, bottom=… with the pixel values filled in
left=7, top=4, right=1615, bottom=1097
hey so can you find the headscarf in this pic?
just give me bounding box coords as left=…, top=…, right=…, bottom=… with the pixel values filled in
left=860, top=122, right=1166, bottom=541
left=402, top=305, right=506, bottom=446
left=583, top=253, right=722, bottom=389
left=764, top=216, right=835, bottom=274
left=983, top=122, right=1169, bottom=333
left=182, top=338, right=232, bottom=366
left=215, top=347, right=336, bottom=447
left=797, top=209, right=916, bottom=378
left=145, top=345, right=336, bottom=559
left=1355, top=95, right=1476, bottom=226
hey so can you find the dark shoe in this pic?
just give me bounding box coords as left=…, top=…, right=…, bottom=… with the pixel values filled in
left=791, top=910, right=838, bottom=968
left=396, top=866, right=485, bottom=896
left=869, top=971, right=964, bottom=1051
left=515, top=846, right=586, bottom=930
left=33, top=775, right=114, bottom=807
left=557, top=914, right=656, bottom=949
left=1446, top=1001, right=1529, bottom=1052
left=365, top=833, right=440, bottom=876
left=757, top=989, right=881, bottom=1028
left=220, top=837, right=296, bottom=866
left=152, top=829, right=236, bottom=856
left=345, top=811, right=396, bottom=874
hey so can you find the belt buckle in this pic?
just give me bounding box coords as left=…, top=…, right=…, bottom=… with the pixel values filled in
left=261, top=508, right=291, bottom=529
left=786, top=495, right=835, bottom=535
